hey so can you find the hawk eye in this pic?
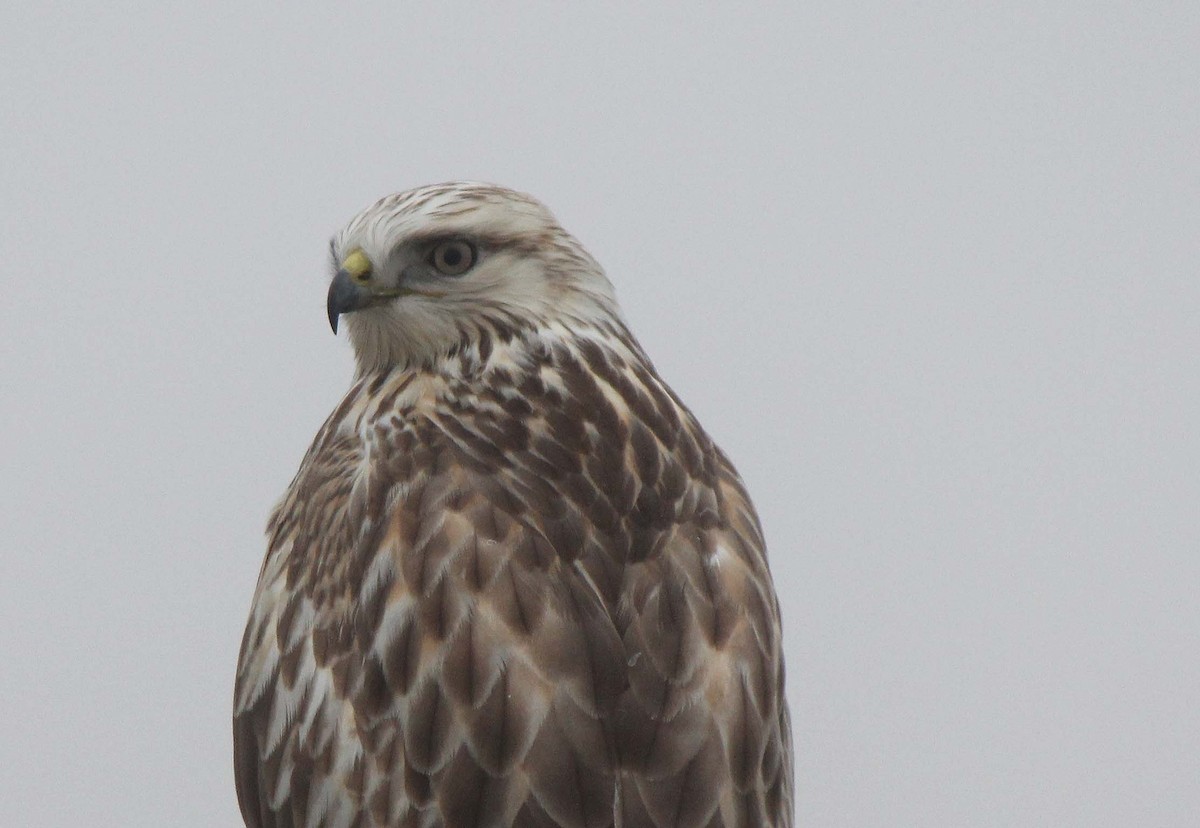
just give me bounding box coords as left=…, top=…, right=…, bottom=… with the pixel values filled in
left=430, top=240, right=476, bottom=276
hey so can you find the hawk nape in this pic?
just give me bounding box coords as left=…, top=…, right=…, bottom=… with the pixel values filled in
left=234, top=183, right=793, bottom=827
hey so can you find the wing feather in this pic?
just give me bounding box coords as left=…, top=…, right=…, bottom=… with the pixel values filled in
left=234, top=332, right=792, bottom=827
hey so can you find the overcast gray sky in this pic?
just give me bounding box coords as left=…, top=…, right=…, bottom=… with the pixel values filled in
left=2, top=3, right=1197, bottom=826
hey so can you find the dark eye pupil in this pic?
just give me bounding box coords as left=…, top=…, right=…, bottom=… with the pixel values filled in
left=442, top=246, right=462, bottom=266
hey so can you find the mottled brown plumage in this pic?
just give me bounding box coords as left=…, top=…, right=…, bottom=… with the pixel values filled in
left=234, top=183, right=792, bottom=827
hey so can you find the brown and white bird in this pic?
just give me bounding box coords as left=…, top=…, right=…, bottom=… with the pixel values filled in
left=234, top=183, right=793, bottom=828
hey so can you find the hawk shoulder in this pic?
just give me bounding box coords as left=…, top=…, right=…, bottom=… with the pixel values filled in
left=235, top=328, right=791, bottom=827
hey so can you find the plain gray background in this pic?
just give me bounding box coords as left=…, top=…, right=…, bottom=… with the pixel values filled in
left=2, top=3, right=1196, bottom=826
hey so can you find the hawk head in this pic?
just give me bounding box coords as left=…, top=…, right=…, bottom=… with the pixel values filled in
left=327, top=182, right=621, bottom=373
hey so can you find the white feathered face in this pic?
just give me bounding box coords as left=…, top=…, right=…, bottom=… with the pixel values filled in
left=327, top=183, right=619, bottom=373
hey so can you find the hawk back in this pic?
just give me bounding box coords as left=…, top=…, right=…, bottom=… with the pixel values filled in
left=234, top=327, right=792, bottom=827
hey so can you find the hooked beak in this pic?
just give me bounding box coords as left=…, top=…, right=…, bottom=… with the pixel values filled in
left=326, top=250, right=417, bottom=333
left=326, top=269, right=366, bottom=334
left=327, top=249, right=381, bottom=334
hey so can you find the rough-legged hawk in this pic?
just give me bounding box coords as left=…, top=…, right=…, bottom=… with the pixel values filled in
left=234, top=183, right=793, bottom=827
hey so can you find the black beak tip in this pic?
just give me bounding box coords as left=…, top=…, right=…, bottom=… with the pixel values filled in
left=328, top=306, right=340, bottom=334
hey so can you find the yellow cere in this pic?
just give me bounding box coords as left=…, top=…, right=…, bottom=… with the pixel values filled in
left=341, top=249, right=373, bottom=282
